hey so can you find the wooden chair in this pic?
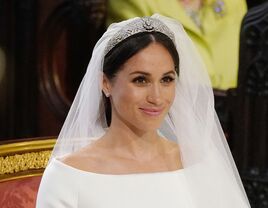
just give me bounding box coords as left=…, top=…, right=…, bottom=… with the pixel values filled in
left=0, top=137, right=56, bottom=207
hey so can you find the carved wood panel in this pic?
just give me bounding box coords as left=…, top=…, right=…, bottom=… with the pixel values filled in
left=232, top=1, right=268, bottom=169
left=0, top=0, right=38, bottom=139
left=0, top=0, right=106, bottom=139
left=231, top=3, right=268, bottom=206
left=37, top=0, right=107, bottom=136
left=230, top=3, right=268, bottom=206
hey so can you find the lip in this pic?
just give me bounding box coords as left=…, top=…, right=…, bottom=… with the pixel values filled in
left=139, top=108, right=164, bottom=116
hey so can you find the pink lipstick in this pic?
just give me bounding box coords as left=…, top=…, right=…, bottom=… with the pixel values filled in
left=139, top=108, right=163, bottom=116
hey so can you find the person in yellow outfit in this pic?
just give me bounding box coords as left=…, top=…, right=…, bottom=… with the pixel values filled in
left=107, top=0, right=247, bottom=90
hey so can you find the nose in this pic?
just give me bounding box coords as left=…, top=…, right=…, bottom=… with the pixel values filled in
left=147, top=84, right=163, bottom=106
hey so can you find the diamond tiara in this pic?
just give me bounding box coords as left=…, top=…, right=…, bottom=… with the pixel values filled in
left=104, top=17, right=175, bottom=55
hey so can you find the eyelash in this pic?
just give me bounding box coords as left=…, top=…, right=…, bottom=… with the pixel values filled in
left=132, top=76, right=147, bottom=84
left=161, top=76, right=175, bottom=83
left=132, top=76, right=175, bottom=85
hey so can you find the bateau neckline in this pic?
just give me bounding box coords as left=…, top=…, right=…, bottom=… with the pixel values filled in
left=52, top=158, right=184, bottom=176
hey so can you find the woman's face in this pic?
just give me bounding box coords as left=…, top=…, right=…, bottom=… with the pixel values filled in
left=103, top=42, right=177, bottom=132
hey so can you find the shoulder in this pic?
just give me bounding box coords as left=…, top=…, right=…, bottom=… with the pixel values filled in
left=36, top=159, right=78, bottom=207
left=107, top=0, right=156, bottom=25
left=226, top=0, right=247, bottom=14
left=40, top=158, right=79, bottom=186
left=60, top=142, right=109, bottom=173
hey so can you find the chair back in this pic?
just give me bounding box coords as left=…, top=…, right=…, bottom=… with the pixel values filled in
left=0, top=137, right=56, bottom=207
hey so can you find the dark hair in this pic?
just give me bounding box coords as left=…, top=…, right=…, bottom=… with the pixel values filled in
left=103, top=32, right=180, bottom=126
left=103, top=32, right=179, bottom=79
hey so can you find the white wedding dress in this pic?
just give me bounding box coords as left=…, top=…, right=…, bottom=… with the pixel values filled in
left=36, top=158, right=194, bottom=208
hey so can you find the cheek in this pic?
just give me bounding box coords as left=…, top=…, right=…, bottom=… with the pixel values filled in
left=163, top=85, right=176, bottom=104
left=111, top=84, right=144, bottom=109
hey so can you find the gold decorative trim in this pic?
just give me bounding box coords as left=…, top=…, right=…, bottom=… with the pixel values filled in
left=0, top=170, right=43, bottom=182
left=0, top=138, right=56, bottom=181
left=0, top=139, right=56, bottom=156
left=0, top=150, right=52, bottom=175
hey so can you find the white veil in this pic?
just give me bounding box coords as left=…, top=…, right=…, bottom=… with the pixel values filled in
left=51, top=14, right=250, bottom=207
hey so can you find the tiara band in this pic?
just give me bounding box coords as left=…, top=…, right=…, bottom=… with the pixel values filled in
left=104, top=17, right=175, bottom=55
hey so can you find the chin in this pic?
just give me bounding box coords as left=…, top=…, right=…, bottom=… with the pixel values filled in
left=135, top=114, right=167, bottom=131
left=133, top=120, right=163, bottom=133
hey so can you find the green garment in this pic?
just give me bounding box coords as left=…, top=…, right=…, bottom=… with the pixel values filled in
left=107, top=0, right=247, bottom=90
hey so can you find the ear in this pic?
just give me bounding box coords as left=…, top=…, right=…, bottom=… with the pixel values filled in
left=102, top=74, right=111, bottom=97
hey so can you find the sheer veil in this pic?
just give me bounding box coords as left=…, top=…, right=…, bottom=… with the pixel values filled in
left=51, top=14, right=250, bottom=207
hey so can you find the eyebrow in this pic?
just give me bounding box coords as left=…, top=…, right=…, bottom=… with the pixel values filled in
left=129, top=70, right=176, bottom=76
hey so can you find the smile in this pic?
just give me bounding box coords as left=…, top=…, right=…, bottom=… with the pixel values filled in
left=139, top=108, right=163, bottom=116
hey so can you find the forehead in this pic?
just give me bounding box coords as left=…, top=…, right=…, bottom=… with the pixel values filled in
left=119, top=42, right=175, bottom=75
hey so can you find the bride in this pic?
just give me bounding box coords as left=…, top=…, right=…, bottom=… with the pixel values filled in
left=36, top=14, right=250, bottom=207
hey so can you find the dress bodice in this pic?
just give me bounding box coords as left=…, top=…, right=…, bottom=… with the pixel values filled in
left=36, top=159, right=194, bottom=208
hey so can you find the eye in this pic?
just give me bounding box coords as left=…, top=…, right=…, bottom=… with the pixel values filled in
left=132, top=76, right=148, bottom=85
left=161, top=76, right=175, bottom=84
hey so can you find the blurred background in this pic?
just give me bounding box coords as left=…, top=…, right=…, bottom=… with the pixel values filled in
left=0, top=0, right=268, bottom=206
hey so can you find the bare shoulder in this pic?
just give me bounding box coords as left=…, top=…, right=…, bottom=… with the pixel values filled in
left=60, top=142, right=106, bottom=172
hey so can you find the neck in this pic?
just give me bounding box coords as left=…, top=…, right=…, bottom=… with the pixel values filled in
left=101, top=117, right=162, bottom=161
